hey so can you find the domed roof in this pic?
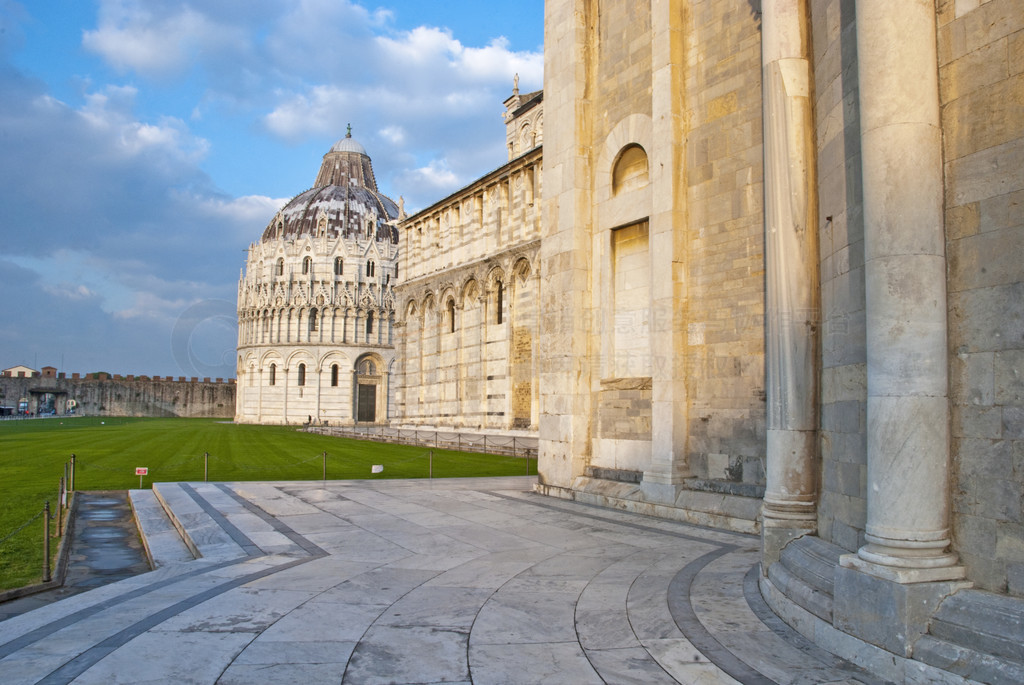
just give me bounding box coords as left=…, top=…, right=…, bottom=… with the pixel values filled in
left=261, top=127, right=399, bottom=244
left=330, top=127, right=367, bottom=155
left=263, top=184, right=399, bottom=243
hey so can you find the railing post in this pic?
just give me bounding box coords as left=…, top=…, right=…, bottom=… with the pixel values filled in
left=204, top=452, right=209, bottom=482
left=323, top=451, right=327, bottom=482
left=70, top=453, right=76, bottom=492
left=57, top=478, right=64, bottom=535
left=43, top=501, right=51, bottom=583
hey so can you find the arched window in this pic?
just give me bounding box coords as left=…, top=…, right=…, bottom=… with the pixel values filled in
left=496, top=281, right=504, bottom=324
left=367, top=311, right=375, bottom=334
left=302, top=257, right=312, bottom=275
left=334, top=257, right=343, bottom=276
left=275, top=258, right=284, bottom=276
left=269, top=363, right=276, bottom=386
left=367, top=260, right=375, bottom=278
left=297, top=363, right=306, bottom=386
left=448, top=299, right=456, bottom=333
left=309, top=309, right=318, bottom=332
left=331, top=364, right=339, bottom=387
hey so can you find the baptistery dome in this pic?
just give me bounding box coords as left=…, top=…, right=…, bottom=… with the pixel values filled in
left=236, top=129, right=401, bottom=426
left=261, top=128, right=400, bottom=244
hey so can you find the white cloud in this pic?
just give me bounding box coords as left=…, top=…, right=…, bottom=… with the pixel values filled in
left=43, top=283, right=97, bottom=301
left=393, top=158, right=463, bottom=208
left=75, top=85, right=211, bottom=162
left=379, top=126, right=406, bottom=145
left=1, top=0, right=544, bottom=376
left=82, top=2, right=247, bottom=77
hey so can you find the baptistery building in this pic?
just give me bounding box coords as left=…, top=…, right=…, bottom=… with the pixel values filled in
left=235, top=130, right=401, bottom=425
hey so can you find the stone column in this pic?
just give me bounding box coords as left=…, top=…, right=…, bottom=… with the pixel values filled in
left=759, top=0, right=820, bottom=567
left=849, top=0, right=961, bottom=582
left=833, top=0, right=967, bottom=658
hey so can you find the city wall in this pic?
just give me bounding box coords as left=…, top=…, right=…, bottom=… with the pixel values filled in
left=0, top=374, right=235, bottom=419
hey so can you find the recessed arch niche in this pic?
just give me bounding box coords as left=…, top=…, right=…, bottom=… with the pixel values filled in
left=612, top=144, right=649, bottom=195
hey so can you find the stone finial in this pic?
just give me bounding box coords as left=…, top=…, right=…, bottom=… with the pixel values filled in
left=513, top=73, right=519, bottom=95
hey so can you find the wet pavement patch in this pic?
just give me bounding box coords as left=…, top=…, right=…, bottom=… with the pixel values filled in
left=0, top=490, right=152, bottom=620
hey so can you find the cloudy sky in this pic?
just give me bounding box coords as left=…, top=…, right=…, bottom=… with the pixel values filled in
left=0, top=0, right=543, bottom=379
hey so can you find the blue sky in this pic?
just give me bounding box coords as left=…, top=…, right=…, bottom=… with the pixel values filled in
left=0, top=0, right=543, bottom=379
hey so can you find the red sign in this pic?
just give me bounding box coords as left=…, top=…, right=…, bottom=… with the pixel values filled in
left=135, top=467, right=149, bottom=475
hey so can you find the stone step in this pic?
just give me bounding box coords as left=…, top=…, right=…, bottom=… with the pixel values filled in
left=129, top=488, right=195, bottom=567
left=185, top=483, right=310, bottom=557
left=928, top=589, right=1024, bottom=663
left=778, top=534, right=844, bottom=597
left=151, top=483, right=251, bottom=561
left=766, top=554, right=834, bottom=622
left=913, top=589, right=1024, bottom=685
left=765, top=535, right=847, bottom=623
left=915, top=635, right=1024, bottom=685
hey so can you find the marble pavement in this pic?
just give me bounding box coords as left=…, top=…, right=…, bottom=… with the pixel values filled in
left=0, top=476, right=883, bottom=684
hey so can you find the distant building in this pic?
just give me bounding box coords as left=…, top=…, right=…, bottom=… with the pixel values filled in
left=235, top=129, right=401, bottom=425
left=2, top=365, right=37, bottom=378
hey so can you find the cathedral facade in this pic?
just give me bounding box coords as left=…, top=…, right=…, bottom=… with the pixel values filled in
left=537, top=0, right=1024, bottom=680
left=393, top=89, right=543, bottom=431
left=235, top=131, right=400, bottom=425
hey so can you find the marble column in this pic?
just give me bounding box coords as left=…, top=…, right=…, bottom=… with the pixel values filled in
left=760, top=0, right=820, bottom=566
left=847, top=0, right=962, bottom=582
left=830, top=0, right=967, bottom=658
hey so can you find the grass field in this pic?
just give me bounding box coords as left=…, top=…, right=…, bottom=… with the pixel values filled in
left=0, top=416, right=534, bottom=590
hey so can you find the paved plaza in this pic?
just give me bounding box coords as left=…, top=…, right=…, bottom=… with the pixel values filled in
left=0, top=477, right=880, bottom=684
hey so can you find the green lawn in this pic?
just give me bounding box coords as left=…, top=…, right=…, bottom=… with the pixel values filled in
left=0, top=416, right=534, bottom=590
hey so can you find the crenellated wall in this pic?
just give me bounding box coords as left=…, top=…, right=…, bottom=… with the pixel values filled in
left=0, top=374, right=235, bottom=418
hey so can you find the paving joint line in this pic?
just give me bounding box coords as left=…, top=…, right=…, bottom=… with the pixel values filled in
left=486, top=490, right=753, bottom=546
left=35, top=555, right=317, bottom=685
left=179, top=483, right=262, bottom=556
left=666, top=545, right=777, bottom=685
left=0, top=556, right=247, bottom=660
left=213, top=483, right=328, bottom=557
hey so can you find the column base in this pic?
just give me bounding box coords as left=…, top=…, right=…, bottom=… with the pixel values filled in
left=835, top=554, right=971, bottom=657
left=761, top=521, right=816, bottom=570
left=761, top=496, right=817, bottom=569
